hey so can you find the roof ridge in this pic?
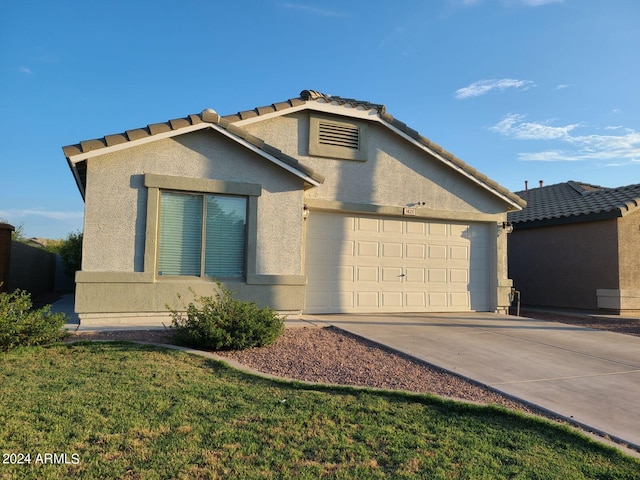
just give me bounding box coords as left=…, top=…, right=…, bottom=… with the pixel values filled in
left=567, top=180, right=606, bottom=195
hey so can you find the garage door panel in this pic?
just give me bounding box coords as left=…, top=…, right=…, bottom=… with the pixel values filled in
left=305, top=212, right=490, bottom=313
left=382, top=292, right=403, bottom=307
left=336, top=266, right=354, bottom=281
left=382, top=242, right=403, bottom=258
left=449, top=269, right=469, bottom=284
left=331, top=292, right=353, bottom=309
left=382, top=267, right=403, bottom=282
left=428, top=223, right=447, bottom=236
left=428, top=292, right=448, bottom=307
left=428, top=269, right=447, bottom=284
left=357, top=241, right=379, bottom=257
left=357, top=266, right=379, bottom=282
left=406, top=221, right=427, bottom=235
left=450, top=292, right=470, bottom=307
left=405, top=268, right=425, bottom=283
left=428, top=245, right=447, bottom=260
left=450, top=245, right=469, bottom=261
left=405, top=292, right=426, bottom=307
left=406, top=243, right=426, bottom=259
left=357, top=291, right=379, bottom=308
left=382, top=219, right=403, bottom=234
left=450, top=224, right=470, bottom=238
left=358, top=217, right=379, bottom=232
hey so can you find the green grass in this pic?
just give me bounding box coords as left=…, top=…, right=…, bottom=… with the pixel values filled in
left=1, top=342, right=638, bottom=479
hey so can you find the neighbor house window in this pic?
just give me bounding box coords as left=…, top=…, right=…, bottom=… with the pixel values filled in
left=157, top=191, right=247, bottom=278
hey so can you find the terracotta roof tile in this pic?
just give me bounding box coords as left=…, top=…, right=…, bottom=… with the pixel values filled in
left=169, top=118, right=191, bottom=130
left=256, top=105, right=276, bottom=116
left=104, top=134, right=128, bottom=147
left=238, top=109, right=259, bottom=120
left=62, top=144, right=82, bottom=157
left=126, top=128, right=150, bottom=141
left=80, top=139, right=107, bottom=152
left=147, top=122, right=171, bottom=135
left=508, top=181, right=640, bottom=225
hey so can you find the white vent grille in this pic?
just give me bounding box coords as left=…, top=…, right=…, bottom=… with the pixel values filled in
left=318, top=121, right=359, bottom=150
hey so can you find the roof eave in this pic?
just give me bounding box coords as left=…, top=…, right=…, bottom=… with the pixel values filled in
left=63, top=121, right=324, bottom=195
left=511, top=209, right=623, bottom=229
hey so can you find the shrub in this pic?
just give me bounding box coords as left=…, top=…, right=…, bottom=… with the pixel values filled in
left=0, top=289, right=68, bottom=351
left=168, top=282, right=285, bottom=351
left=56, top=231, right=83, bottom=276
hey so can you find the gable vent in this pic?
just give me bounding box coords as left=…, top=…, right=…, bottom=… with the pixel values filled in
left=318, top=121, right=359, bottom=150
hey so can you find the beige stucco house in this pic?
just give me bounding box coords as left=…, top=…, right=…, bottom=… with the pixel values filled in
left=508, top=181, right=640, bottom=315
left=63, top=90, right=525, bottom=326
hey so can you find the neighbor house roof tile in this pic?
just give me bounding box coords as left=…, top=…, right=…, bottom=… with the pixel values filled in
left=508, top=181, right=640, bottom=226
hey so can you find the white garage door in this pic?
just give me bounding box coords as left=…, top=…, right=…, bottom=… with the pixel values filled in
left=304, top=212, right=490, bottom=314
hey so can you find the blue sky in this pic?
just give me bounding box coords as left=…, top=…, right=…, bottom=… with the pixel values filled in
left=1, top=0, right=639, bottom=239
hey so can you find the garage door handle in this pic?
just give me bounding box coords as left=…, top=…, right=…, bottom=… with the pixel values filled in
left=398, top=273, right=406, bottom=277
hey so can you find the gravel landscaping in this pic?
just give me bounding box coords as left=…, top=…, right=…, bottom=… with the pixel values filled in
left=64, top=310, right=640, bottom=419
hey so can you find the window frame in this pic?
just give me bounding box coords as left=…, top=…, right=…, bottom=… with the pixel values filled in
left=143, top=174, right=261, bottom=282
left=157, top=191, right=249, bottom=279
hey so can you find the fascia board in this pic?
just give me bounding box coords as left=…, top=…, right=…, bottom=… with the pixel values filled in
left=209, top=124, right=321, bottom=186
left=65, top=123, right=211, bottom=164
left=233, top=102, right=380, bottom=127
left=65, top=122, right=320, bottom=187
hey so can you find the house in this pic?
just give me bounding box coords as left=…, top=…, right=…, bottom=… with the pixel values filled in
left=508, top=181, right=640, bottom=315
left=62, top=90, right=525, bottom=326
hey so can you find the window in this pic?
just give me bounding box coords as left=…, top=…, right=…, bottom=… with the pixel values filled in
left=157, top=191, right=247, bottom=278
left=309, top=115, right=367, bottom=161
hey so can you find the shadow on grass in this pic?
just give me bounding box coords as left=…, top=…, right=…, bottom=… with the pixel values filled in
left=60, top=340, right=638, bottom=463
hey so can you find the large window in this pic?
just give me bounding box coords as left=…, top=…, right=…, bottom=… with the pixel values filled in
left=157, top=191, right=247, bottom=278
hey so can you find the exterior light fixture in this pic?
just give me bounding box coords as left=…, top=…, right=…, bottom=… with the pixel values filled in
left=303, top=205, right=310, bottom=220
left=502, top=221, right=514, bottom=234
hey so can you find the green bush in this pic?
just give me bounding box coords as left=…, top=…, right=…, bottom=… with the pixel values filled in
left=0, top=289, right=68, bottom=351
left=57, top=231, right=83, bottom=276
left=168, top=282, right=284, bottom=351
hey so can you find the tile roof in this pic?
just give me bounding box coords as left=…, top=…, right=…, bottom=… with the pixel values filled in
left=508, top=181, right=640, bottom=226
left=62, top=89, right=525, bottom=209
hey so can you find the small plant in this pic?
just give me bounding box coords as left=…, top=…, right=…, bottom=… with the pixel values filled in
left=0, top=289, right=68, bottom=351
left=168, top=281, right=284, bottom=350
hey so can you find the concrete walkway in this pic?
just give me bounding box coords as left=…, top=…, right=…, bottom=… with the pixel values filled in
left=300, top=312, right=640, bottom=451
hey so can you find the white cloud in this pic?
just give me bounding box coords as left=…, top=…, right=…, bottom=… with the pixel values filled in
left=491, top=113, right=640, bottom=163
left=490, top=113, right=579, bottom=140
left=555, top=84, right=570, bottom=90
left=454, top=79, right=535, bottom=99
left=19, top=66, right=32, bottom=74
left=278, top=3, right=344, bottom=16
left=0, top=209, right=83, bottom=221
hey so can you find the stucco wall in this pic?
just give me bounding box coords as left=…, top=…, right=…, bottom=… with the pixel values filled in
left=244, top=112, right=509, bottom=215
left=508, top=219, right=619, bottom=310
left=82, top=130, right=305, bottom=275
left=617, top=210, right=640, bottom=290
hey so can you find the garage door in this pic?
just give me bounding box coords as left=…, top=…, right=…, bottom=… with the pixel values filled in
left=304, top=212, right=490, bottom=313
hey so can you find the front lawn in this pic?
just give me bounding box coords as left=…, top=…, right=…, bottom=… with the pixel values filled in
left=1, top=342, right=638, bottom=479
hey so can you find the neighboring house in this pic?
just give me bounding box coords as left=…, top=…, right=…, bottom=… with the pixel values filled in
left=508, top=181, right=640, bottom=315
left=63, top=89, right=525, bottom=326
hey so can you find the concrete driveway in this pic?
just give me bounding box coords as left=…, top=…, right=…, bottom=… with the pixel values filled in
left=300, top=312, right=640, bottom=450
